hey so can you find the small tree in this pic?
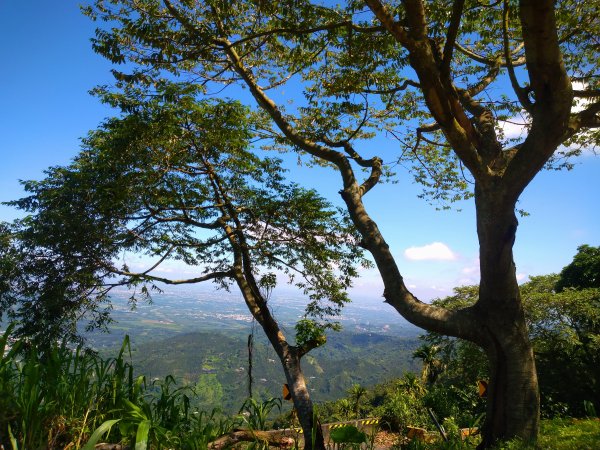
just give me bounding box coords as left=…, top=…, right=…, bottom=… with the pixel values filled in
left=412, top=344, right=443, bottom=386
left=0, top=88, right=367, bottom=448
left=348, top=384, right=367, bottom=418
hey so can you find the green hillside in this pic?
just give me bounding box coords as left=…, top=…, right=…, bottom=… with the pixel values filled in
left=130, top=330, right=421, bottom=413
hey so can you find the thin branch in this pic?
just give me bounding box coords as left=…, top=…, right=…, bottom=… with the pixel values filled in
left=230, top=21, right=385, bottom=49
left=160, top=233, right=231, bottom=249
left=139, top=246, right=176, bottom=275
left=454, top=43, right=526, bottom=67
left=469, top=64, right=500, bottom=98
left=362, top=78, right=421, bottom=94
left=110, top=266, right=235, bottom=285
left=441, top=0, right=465, bottom=77
left=213, top=35, right=360, bottom=188
left=503, top=0, right=532, bottom=112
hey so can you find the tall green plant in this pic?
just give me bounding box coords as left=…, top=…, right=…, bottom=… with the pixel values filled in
left=239, top=397, right=282, bottom=431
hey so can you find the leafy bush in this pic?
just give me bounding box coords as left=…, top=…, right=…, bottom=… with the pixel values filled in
left=374, top=376, right=429, bottom=432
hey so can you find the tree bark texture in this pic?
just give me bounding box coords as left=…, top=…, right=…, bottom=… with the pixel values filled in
left=282, top=352, right=325, bottom=450
left=474, top=186, right=540, bottom=446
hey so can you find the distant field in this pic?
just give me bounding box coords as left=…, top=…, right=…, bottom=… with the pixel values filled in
left=85, top=287, right=421, bottom=348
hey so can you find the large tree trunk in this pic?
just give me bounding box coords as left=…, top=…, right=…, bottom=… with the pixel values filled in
left=479, top=328, right=539, bottom=448
left=475, top=186, right=540, bottom=447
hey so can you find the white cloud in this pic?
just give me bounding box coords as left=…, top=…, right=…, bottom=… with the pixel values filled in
left=497, top=115, right=528, bottom=141
left=404, top=242, right=457, bottom=261
left=461, top=265, right=478, bottom=275
left=572, top=81, right=592, bottom=113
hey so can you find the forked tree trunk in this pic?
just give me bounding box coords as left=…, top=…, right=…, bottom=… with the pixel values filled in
left=475, top=186, right=540, bottom=447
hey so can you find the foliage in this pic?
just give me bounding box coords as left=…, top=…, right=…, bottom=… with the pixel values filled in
left=419, top=247, right=600, bottom=419
left=1, top=85, right=366, bottom=349
left=239, top=397, right=282, bottom=431
left=329, top=425, right=367, bottom=446
left=295, top=319, right=329, bottom=350
left=348, top=384, right=368, bottom=419
left=320, top=378, right=600, bottom=449
left=556, top=245, right=600, bottom=291
left=385, top=417, right=600, bottom=449
left=333, top=374, right=431, bottom=432
left=522, top=274, right=600, bottom=417
left=0, top=326, right=237, bottom=449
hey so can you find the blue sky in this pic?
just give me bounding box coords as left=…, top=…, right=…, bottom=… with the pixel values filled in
left=1, top=1, right=598, bottom=302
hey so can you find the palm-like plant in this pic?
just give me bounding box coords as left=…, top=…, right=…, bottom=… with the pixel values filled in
left=413, top=345, right=444, bottom=386
left=348, top=384, right=367, bottom=419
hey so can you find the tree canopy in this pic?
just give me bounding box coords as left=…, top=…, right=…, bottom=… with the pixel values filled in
left=556, top=244, right=600, bottom=291
left=0, top=87, right=365, bottom=347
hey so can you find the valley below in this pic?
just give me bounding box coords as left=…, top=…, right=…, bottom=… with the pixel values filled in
left=85, top=287, right=423, bottom=413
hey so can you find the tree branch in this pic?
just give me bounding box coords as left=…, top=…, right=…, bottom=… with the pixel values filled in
left=574, top=90, right=600, bottom=99
left=454, top=42, right=526, bottom=67
left=364, top=0, right=411, bottom=45
left=502, top=0, right=532, bottom=112
left=441, top=0, right=465, bottom=77
left=208, top=430, right=294, bottom=450
left=573, top=101, right=600, bottom=129
left=503, top=0, right=573, bottom=199
left=366, top=0, right=485, bottom=180
left=363, top=78, right=421, bottom=94
left=111, top=267, right=235, bottom=285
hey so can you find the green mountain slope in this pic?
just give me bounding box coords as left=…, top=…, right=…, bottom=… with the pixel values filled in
left=130, top=330, right=421, bottom=413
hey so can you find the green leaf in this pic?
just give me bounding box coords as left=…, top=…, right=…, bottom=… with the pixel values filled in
left=135, top=419, right=152, bottom=450
left=82, top=419, right=122, bottom=450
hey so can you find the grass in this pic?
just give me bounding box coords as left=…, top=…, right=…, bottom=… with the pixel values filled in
left=397, top=418, right=600, bottom=449
left=537, top=418, right=600, bottom=450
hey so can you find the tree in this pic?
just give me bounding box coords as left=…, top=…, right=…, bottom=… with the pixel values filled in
left=556, top=245, right=600, bottom=291
left=348, top=384, right=367, bottom=418
left=412, top=344, right=443, bottom=386
left=523, top=275, right=600, bottom=417
left=0, top=90, right=367, bottom=448
left=26, top=0, right=600, bottom=446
